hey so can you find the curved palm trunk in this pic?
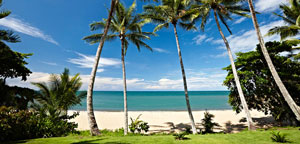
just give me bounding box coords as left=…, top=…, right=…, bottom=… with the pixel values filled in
left=87, top=0, right=118, bottom=136
left=121, top=38, right=128, bottom=135
left=173, top=24, right=197, bottom=134
left=213, top=10, right=256, bottom=130
left=248, top=0, right=300, bottom=121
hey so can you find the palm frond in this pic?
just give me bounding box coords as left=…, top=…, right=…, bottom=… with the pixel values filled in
left=83, top=34, right=118, bottom=44
left=217, top=11, right=232, bottom=34
left=179, top=22, right=197, bottom=31
left=153, top=23, right=169, bottom=32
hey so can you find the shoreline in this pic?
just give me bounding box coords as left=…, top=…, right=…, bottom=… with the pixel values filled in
left=68, top=110, right=275, bottom=133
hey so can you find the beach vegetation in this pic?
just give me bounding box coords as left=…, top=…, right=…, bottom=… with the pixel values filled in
left=271, top=131, right=290, bottom=143
left=142, top=0, right=199, bottom=134
left=224, top=41, right=300, bottom=125
left=173, top=132, right=189, bottom=140
left=247, top=0, right=300, bottom=121
left=84, top=1, right=154, bottom=135
left=129, top=114, right=150, bottom=133
left=31, top=68, right=86, bottom=115
left=201, top=111, right=220, bottom=134
left=192, top=0, right=255, bottom=130
left=0, top=106, right=78, bottom=141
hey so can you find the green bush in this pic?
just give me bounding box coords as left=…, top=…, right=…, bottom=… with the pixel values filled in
left=201, top=110, right=220, bottom=134
left=173, top=132, right=189, bottom=140
left=271, top=131, right=290, bottom=143
left=0, top=106, right=78, bottom=141
left=129, top=114, right=150, bottom=133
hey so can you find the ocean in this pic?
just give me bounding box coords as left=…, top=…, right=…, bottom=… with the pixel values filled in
left=71, top=91, right=231, bottom=111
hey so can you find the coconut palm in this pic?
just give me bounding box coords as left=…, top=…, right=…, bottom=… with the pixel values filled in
left=85, top=0, right=157, bottom=136
left=83, top=1, right=154, bottom=135
left=31, top=68, right=86, bottom=116
left=85, top=0, right=119, bottom=136
left=266, top=0, right=300, bottom=41
left=192, top=0, right=255, bottom=130
left=247, top=0, right=300, bottom=121
left=143, top=0, right=198, bottom=134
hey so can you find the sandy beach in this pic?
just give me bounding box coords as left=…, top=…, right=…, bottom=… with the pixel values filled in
left=68, top=110, right=274, bottom=133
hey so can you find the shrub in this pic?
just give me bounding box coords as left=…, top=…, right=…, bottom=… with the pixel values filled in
left=271, top=131, right=289, bottom=143
left=0, top=106, right=78, bottom=141
left=201, top=110, right=220, bottom=134
left=129, top=114, right=150, bottom=133
left=173, top=132, right=189, bottom=140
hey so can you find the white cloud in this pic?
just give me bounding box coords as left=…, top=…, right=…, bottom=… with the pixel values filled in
left=233, top=17, right=247, bottom=24
left=6, top=68, right=228, bottom=91
left=153, top=48, right=169, bottom=53
left=213, top=20, right=285, bottom=57
left=193, top=34, right=208, bottom=45
left=255, top=0, right=289, bottom=12
left=0, top=17, right=58, bottom=45
left=68, top=52, right=121, bottom=72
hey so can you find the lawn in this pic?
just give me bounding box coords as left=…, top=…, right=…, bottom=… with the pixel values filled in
left=4, top=127, right=300, bottom=144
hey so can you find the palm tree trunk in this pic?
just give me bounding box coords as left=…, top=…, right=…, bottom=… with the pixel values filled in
left=87, top=0, right=118, bottom=136
left=121, top=38, right=128, bottom=135
left=248, top=0, right=300, bottom=121
left=213, top=10, right=256, bottom=130
left=173, top=24, right=197, bottom=134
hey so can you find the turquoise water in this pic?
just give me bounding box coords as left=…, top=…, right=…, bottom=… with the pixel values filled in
left=71, top=91, right=231, bottom=111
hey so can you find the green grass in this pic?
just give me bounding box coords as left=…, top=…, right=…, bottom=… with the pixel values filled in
left=4, top=127, right=300, bottom=144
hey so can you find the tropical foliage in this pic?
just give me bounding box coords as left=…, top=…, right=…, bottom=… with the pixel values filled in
left=224, top=41, right=300, bottom=125
left=32, top=68, right=86, bottom=116
left=266, top=0, right=300, bottom=40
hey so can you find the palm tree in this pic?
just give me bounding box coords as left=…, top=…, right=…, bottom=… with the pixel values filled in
left=0, top=0, right=20, bottom=48
left=247, top=0, right=300, bottom=121
left=143, top=0, right=198, bottom=134
left=266, top=0, right=300, bottom=41
left=85, top=0, right=157, bottom=136
left=85, top=0, right=119, bottom=136
left=32, top=68, right=86, bottom=116
left=192, top=0, right=255, bottom=130
left=83, top=1, right=154, bottom=135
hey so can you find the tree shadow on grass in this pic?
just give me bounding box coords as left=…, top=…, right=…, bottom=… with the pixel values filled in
left=103, top=142, right=131, bottom=144
left=71, top=138, right=105, bottom=144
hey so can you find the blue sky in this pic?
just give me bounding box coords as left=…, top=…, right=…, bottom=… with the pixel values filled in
left=3, top=0, right=289, bottom=91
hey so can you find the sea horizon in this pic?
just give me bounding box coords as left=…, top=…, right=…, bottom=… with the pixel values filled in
left=72, top=91, right=231, bottom=111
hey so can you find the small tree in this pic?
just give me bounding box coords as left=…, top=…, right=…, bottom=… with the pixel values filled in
left=32, top=68, right=86, bottom=116
left=201, top=110, right=220, bottom=134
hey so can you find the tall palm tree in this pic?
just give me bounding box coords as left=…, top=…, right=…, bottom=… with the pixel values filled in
left=83, top=1, right=154, bottom=135
left=85, top=0, right=119, bottom=136
left=247, top=0, right=300, bottom=121
left=143, top=0, right=198, bottom=134
left=85, top=0, right=157, bottom=136
left=192, top=0, right=255, bottom=130
left=32, top=68, right=86, bottom=116
left=266, top=0, right=300, bottom=41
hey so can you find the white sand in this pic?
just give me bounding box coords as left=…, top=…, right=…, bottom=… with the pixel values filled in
left=68, top=110, right=273, bottom=133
